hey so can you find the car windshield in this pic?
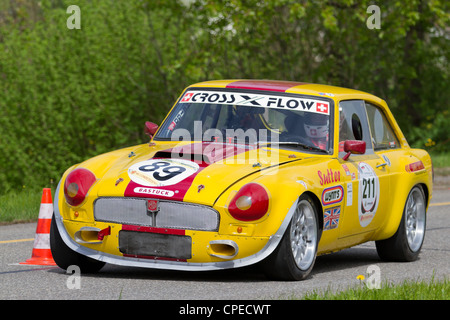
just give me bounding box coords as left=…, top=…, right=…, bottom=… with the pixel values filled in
left=155, top=89, right=333, bottom=153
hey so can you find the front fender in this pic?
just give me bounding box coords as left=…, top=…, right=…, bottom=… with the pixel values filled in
left=213, top=163, right=317, bottom=239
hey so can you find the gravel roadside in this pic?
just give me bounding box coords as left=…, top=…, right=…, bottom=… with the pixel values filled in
left=434, top=167, right=450, bottom=189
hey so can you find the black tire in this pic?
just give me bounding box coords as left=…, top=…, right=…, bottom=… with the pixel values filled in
left=376, top=185, right=426, bottom=262
left=50, top=215, right=106, bottom=273
left=262, top=194, right=320, bottom=281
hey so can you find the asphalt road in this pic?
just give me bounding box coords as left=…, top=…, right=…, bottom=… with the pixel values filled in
left=0, top=189, right=448, bottom=301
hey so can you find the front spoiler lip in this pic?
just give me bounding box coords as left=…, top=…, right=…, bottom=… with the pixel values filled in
left=53, top=180, right=298, bottom=271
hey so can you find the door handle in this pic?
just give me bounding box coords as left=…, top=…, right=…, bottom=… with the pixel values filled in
left=376, top=162, right=388, bottom=168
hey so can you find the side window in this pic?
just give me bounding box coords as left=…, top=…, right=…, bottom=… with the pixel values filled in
left=365, top=103, right=400, bottom=150
left=338, top=100, right=373, bottom=154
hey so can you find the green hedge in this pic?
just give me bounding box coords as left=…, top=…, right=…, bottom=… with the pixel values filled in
left=0, top=0, right=448, bottom=194
left=0, top=1, right=196, bottom=192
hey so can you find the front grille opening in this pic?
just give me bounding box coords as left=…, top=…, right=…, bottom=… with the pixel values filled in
left=94, top=197, right=219, bottom=231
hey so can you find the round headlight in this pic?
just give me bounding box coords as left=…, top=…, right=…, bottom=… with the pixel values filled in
left=63, top=168, right=96, bottom=207
left=228, top=183, right=269, bottom=221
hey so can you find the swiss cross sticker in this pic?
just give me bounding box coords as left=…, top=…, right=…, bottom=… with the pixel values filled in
left=316, top=102, right=329, bottom=114
left=181, top=92, right=194, bottom=102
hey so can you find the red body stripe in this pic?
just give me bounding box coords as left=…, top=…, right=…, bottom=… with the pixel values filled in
left=122, top=224, right=185, bottom=236
left=124, top=142, right=255, bottom=201
left=226, top=80, right=307, bottom=92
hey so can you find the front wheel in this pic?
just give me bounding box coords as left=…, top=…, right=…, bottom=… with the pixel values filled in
left=262, top=194, right=320, bottom=281
left=376, top=185, right=426, bottom=262
left=50, top=215, right=106, bottom=273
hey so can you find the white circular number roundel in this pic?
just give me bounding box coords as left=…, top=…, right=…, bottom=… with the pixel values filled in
left=128, top=159, right=199, bottom=187
left=358, top=162, right=380, bottom=227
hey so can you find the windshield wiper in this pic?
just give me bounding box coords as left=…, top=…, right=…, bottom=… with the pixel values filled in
left=257, top=141, right=329, bottom=154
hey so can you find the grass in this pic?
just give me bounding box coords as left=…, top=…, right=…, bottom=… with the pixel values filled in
left=0, top=188, right=44, bottom=224
left=430, top=151, right=450, bottom=168
left=300, top=277, right=449, bottom=300
left=430, top=151, right=450, bottom=179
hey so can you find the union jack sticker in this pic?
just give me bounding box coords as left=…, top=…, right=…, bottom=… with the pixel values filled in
left=324, top=206, right=341, bottom=230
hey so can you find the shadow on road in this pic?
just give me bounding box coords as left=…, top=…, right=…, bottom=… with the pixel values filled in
left=47, top=244, right=383, bottom=283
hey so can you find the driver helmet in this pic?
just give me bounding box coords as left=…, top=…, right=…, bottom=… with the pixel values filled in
left=304, top=112, right=328, bottom=139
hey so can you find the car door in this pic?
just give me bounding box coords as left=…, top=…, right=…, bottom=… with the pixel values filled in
left=364, top=100, right=405, bottom=220
left=336, top=100, right=391, bottom=240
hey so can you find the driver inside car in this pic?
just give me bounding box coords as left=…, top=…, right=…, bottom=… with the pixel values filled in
left=303, top=112, right=329, bottom=150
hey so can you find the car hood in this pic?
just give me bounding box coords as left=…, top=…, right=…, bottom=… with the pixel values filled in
left=95, top=141, right=303, bottom=206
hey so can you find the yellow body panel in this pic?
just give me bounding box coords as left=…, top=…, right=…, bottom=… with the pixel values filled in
left=54, top=79, right=432, bottom=270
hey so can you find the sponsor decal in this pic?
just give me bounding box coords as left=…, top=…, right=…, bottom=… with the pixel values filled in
left=318, top=168, right=341, bottom=186
left=168, top=108, right=185, bottom=131
left=342, top=164, right=351, bottom=176
left=180, top=90, right=330, bottom=115
left=324, top=206, right=341, bottom=230
left=128, top=158, right=200, bottom=187
left=134, top=187, right=175, bottom=197
left=322, top=185, right=344, bottom=206
left=358, top=162, right=380, bottom=227
left=346, top=182, right=353, bottom=206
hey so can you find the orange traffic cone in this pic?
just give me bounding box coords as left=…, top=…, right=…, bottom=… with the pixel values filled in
left=20, top=188, right=56, bottom=266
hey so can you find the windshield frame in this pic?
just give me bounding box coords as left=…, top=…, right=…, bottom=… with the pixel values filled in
left=154, top=87, right=335, bottom=155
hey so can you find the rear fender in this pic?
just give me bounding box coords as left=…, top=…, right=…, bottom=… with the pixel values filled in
left=373, top=151, right=432, bottom=241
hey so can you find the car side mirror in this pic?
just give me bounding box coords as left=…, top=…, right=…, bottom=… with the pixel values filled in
left=342, top=140, right=366, bottom=161
left=145, top=121, right=159, bottom=139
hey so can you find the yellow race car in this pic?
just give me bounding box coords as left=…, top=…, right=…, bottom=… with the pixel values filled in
left=50, top=80, right=433, bottom=280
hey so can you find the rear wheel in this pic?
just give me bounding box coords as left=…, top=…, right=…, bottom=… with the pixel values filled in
left=50, top=215, right=106, bottom=273
left=262, top=194, right=320, bottom=281
left=376, top=185, right=426, bottom=262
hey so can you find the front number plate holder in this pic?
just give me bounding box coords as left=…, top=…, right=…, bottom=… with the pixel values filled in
left=118, top=230, right=192, bottom=260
